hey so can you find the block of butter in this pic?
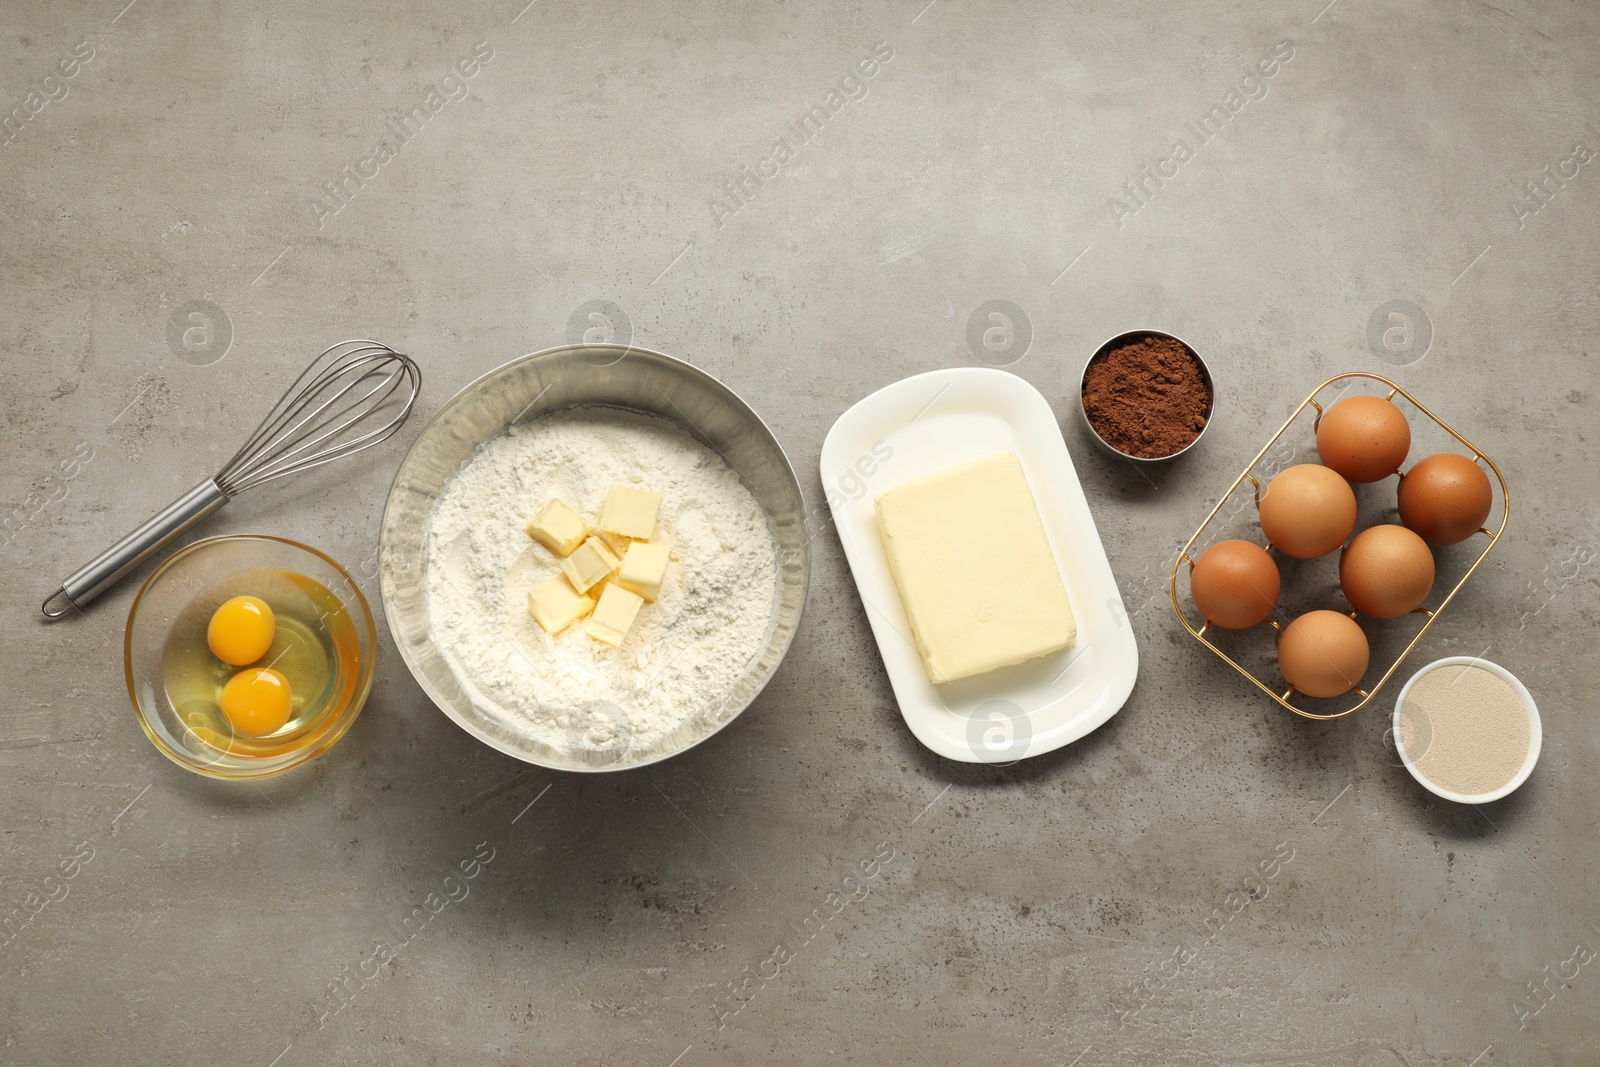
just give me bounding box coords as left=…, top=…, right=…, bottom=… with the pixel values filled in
left=587, top=583, right=645, bottom=647
left=874, top=451, right=1075, bottom=683
left=561, top=536, right=622, bottom=594
left=526, top=499, right=587, bottom=557
left=527, top=576, right=594, bottom=635
left=617, top=542, right=669, bottom=602
left=599, top=486, right=661, bottom=540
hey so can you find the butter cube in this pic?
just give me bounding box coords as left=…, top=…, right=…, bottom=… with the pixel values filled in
left=586, top=584, right=645, bottom=647
left=617, top=542, right=670, bottom=603
left=875, top=451, right=1076, bottom=684
left=526, top=499, right=587, bottom=557
left=560, top=536, right=621, bottom=594
left=599, top=486, right=661, bottom=540
left=527, top=577, right=594, bottom=635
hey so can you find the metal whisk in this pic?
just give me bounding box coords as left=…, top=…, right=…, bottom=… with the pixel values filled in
left=42, top=340, right=421, bottom=618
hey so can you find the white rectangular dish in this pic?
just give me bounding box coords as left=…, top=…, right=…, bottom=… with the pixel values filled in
left=821, top=368, right=1138, bottom=763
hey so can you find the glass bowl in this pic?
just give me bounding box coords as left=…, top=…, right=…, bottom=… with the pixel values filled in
left=124, top=535, right=378, bottom=780
left=378, top=344, right=810, bottom=773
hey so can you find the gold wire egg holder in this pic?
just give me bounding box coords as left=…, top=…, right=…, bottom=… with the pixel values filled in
left=1169, top=372, right=1510, bottom=720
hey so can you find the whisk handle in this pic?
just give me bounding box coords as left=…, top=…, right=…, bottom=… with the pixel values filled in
left=41, top=479, right=229, bottom=618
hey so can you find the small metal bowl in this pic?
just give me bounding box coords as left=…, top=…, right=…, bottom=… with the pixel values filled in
left=1078, top=329, right=1214, bottom=463
left=378, top=344, right=809, bottom=773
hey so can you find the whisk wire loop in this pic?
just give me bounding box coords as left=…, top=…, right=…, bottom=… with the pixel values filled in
left=217, top=341, right=420, bottom=496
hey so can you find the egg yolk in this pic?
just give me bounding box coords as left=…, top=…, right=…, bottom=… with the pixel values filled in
left=219, top=668, right=293, bottom=736
left=207, top=596, right=276, bottom=666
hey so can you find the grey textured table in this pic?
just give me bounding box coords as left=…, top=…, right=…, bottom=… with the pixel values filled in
left=4, top=1, right=1598, bottom=1064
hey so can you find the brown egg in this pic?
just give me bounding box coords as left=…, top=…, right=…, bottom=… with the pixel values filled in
left=1277, top=610, right=1370, bottom=698
left=1398, top=453, right=1493, bottom=545
left=1191, top=540, right=1281, bottom=629
left=1340, top=524, right=1435, bottom=618
left=1316, top=395, right=1411, bottom=483
left=1258, top=464, right=1358, bottom=558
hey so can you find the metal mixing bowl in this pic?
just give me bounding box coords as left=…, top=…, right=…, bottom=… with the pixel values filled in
left=377, top=345, right=809, bottom=772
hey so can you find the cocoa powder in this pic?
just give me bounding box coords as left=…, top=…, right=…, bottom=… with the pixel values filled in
left=1082, top=335, right=1211, bottom=458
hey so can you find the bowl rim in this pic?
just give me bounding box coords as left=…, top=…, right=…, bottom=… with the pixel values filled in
left=1391, top=655, right=1541, bottom=804
left=377, top=343, right=810, bottom=773
left=1078, top=329, right=1215, bottom=463
left=124, top=533, right=379, bottom=781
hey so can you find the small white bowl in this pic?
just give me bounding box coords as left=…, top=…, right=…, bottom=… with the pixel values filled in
left=1392, top=656, right=1541, bottom=804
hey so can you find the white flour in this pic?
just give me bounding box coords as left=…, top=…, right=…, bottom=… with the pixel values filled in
left=425, top=409, right=779, bottom=755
